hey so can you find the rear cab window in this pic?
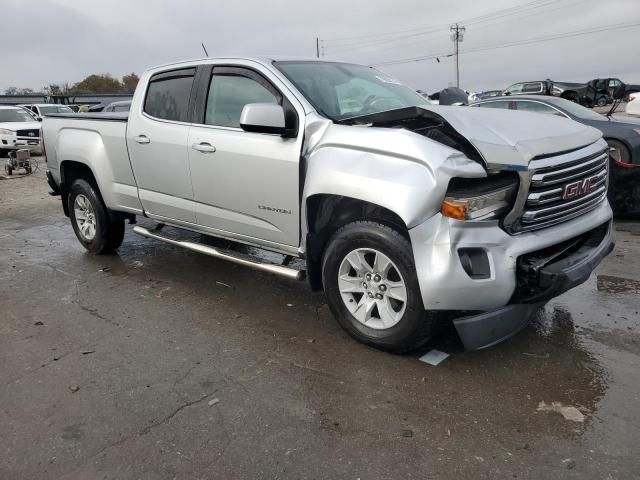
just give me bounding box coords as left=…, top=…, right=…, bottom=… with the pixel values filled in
left=144, top=68, right=196, bottom=122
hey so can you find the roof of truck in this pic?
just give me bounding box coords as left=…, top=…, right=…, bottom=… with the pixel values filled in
left=146, top=56, right=357, bottom=72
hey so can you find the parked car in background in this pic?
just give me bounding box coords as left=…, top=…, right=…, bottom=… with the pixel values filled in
left=472, top=95, right=640, bottom=217
left=0, top=106, right=42, bottom=157
left=19, top=104, right=74, bottom=118
left=626, top=92, right=640, bottom=116
left=87, top=103, right=110, bottom=112
left=104, top=100, right=132, bottom=112
left=43, top=56, right=614, bottom=352
left=468, top=90, right=502, bottom=102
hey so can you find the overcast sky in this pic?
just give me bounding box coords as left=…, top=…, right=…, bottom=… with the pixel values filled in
left=2, top=0, right=639, bottom=93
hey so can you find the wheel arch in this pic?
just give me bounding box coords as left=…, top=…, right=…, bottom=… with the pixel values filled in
left=304, top=194, right=410, bottom=290
left=59, top=160, right=100, bottom=217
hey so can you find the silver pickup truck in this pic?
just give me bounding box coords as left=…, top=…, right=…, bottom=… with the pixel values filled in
left=43, top=57, right=614, bottom=352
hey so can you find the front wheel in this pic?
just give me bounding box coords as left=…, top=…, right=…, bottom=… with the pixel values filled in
left=68, top=178, right=125, bottom=254
left=322, top=221, right=433, bottom=353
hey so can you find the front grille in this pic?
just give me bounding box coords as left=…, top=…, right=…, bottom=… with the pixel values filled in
left=16, top=129, right=40, bottom=138
left=517, top=146, right=609, bottom=232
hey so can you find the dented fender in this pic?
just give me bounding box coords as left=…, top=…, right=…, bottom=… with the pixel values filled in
left=301, top=116, right=487, bottom=241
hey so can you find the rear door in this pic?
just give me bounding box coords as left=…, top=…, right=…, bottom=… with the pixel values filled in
left=187, top=64, right=304, bottom=248
left=126, top=68, right=197, bottom=223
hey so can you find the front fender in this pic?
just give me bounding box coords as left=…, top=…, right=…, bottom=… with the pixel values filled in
left=302, top=139, right=486, bottom=231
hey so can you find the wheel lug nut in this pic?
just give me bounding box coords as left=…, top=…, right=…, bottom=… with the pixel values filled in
left=363, top=282, right=368, bottom=289
left=366, top=273, right=372, bottom=281
left=368, top=292, right=374, bottom=298
left=379, top=284, right=387, bottom=291
left=373, top=274, right=381, bottom=282
left=375, top=293, right=383, bottom=299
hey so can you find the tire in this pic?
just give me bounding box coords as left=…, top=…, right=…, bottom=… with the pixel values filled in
left=4, top=164, right=12, bottom=176
left=322, top=221, right=433, bottom=353
left=608, top=139, right=632, bottom=165
left=596, top=96, right=607, bottom=107
left=67, top=178, right=125, bottom=254
left=607, top=139, right=633, bottom=216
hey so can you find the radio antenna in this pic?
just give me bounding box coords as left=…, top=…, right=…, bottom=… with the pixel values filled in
left=201, top=42, right=209, bottom=57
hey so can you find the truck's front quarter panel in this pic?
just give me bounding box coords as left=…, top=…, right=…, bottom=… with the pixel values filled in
left=301, top=121, right=487, bottom=233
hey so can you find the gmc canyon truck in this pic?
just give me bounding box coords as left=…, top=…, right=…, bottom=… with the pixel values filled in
left=43, top=57, right=614, bottom=352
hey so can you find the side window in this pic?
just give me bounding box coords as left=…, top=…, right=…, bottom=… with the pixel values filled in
left=144, top=68, right=195, bottom=122
left=475, top=101, right=511, bottom=109
left=505, top=84, right=523, bottom=95
left=205, top=71, right=278, bottom=128
left=522, top=82, right=542, bottom=93
left=514, top=101, right=564, bottom=116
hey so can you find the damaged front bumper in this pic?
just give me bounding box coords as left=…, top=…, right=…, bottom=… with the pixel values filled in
left=409, top=200, right=614, bottom=350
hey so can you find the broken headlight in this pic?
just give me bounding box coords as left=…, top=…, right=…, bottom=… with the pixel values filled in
left=441, top=173, right=519, bottom=221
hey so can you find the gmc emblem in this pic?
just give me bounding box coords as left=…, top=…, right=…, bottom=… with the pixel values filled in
left=562, top=175, right=599, bottom=200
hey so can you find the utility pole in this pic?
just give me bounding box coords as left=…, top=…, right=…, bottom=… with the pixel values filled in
left=450, top=24, right=465, bottom=88
left=316, top=37, right=320, bottom=58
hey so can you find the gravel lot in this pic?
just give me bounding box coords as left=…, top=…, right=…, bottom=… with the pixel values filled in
left=1, top=159, right=639, bottom=479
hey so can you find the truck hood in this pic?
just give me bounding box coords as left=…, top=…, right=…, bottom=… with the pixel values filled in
left=0, top=121, right=41, bottom=132
left=423, top=105, right=602, bottom=167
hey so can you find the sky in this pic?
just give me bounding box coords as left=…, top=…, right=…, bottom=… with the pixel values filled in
left=2, top=0, right=639, bottom=94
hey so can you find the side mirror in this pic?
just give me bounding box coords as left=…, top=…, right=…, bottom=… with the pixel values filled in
left=36, top=116, right=43, bottom=122
left=240, top=103, right=293, bottom=136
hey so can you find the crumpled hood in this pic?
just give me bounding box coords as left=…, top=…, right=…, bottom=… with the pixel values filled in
left=424, top=105, right=602, bottom=167
left=0, top=121, right=41, bottom=132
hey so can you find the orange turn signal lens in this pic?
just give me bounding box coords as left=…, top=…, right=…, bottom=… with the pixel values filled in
left=441, top=198, right=467, bottom=220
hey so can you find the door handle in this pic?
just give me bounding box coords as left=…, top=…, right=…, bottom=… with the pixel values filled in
left=192, top=142, right=216, bottom=153
left=134, top=135, right=150, bottom=144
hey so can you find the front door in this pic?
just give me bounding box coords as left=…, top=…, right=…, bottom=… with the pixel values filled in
left=126, top=67, right=196, bottom=223
left=187, top=65, right=303, bottom=247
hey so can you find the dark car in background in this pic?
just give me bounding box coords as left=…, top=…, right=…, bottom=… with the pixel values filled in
left=471, top=95, right=640, bottom=217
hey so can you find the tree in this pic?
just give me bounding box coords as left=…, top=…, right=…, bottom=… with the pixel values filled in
left=70, top=74, right=122, bottom=94
left=44, top=83, right=71, bottom=95
left=4, top=86, right=35, bottom=95
left=121, top=73, right=139, bottom=93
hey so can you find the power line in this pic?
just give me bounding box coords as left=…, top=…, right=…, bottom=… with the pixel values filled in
left=321, top=0, right=564, bottom=47
left=371, top=20, right=640, bottom=67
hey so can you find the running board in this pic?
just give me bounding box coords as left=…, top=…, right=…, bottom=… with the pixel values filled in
left=132, top=226, right=305, bottom=281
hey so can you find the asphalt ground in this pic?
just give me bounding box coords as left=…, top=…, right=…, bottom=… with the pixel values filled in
left=1, top=159, right=639, bottom=479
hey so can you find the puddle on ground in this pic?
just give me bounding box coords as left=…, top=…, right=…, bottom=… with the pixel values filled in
left=596, top=274, right=640, bottom=294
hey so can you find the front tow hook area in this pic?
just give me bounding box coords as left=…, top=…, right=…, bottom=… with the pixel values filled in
left=453, top=303, right=544, bottom=351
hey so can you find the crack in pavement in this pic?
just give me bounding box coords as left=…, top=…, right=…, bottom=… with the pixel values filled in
left=60, top=390, right=219, bottom=479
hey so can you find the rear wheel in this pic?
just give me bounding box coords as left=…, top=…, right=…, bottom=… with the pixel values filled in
left=68, top=178, right=125, bottom=253
left=322, top=221, right=433, bottom=353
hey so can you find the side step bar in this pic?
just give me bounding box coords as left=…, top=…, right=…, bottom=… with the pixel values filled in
left=132, top=226, right=305, bottom=281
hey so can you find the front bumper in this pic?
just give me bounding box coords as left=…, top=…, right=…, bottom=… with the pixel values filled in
left=409, top=199, right=613, bottom=311
left=409, top=200, right=614, bottom=350
left=0, top=133, right=41, bottom=154
left=453, top=221, right=614, bottom=350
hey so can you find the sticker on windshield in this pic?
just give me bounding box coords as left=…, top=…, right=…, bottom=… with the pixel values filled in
left=376, top=75, right=402, bottom=85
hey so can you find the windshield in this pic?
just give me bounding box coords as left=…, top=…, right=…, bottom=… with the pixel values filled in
left=545, top=97, right=604, bottom=120
left=39, top=105, right=73, bottom=115
left=0, top=108, right=35, bottom=123
left=275, top=61, right=428, bottom=121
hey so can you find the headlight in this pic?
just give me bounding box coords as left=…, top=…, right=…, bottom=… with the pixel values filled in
left=441, top=173, right=519, bottom=221
left=0, top=128, right=15, bottom=135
